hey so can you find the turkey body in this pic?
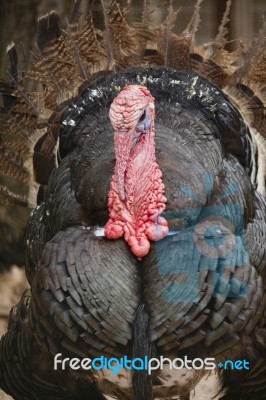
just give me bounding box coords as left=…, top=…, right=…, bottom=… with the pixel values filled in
left=23, top=68, right=266, bottom=400
left=0, top=1, right=266, bottom=400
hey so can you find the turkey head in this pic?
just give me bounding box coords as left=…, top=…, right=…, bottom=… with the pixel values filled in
left=105, top=85, right=169, bottom=258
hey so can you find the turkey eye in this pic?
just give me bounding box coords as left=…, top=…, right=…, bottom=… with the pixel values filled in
left=139, top=111, right=146, bottom=122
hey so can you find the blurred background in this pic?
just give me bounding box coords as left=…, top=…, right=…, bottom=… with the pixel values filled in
left=0, top=1, right=265, bottom=398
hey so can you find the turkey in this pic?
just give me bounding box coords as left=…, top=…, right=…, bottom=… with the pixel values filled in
left=0, top=0, right=266, bottom=399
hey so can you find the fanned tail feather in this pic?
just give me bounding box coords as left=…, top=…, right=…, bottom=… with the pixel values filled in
left=0, top=0, right=265, bottom=210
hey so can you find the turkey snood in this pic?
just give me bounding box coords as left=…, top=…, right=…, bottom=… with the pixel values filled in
left=105, top=85, right=169, bottom=258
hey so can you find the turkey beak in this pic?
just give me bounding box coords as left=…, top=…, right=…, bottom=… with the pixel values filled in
left=114, top=128, right=135, bottom=202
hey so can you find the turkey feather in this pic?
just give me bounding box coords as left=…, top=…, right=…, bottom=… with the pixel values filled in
left=0, top=1, right=265, bottom=400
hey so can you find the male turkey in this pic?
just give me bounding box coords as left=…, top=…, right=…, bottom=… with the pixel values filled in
left=0, top=1, right=266, bottom=399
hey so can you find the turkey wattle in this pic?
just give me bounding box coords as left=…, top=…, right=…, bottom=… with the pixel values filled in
left=105, top=85, right=168, bottom=258
left=0, top=1, right=266, bottom=400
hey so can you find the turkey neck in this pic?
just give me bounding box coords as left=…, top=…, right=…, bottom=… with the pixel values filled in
left=105, top=85, right=168, bottom=258
left=123, top=123, right=156, bottom=216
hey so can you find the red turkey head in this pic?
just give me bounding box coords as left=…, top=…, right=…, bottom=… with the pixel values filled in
left=105, top=85, right=168, bottom=258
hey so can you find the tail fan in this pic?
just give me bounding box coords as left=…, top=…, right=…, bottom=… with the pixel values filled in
left=0, top=0, right=265, bottom=200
